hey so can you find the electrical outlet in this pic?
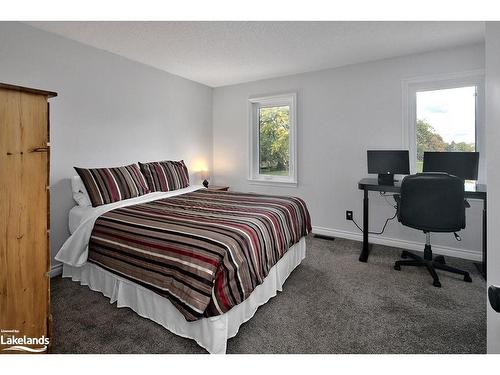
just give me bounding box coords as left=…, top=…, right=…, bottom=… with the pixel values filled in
left=346, top=210, right=353, bottom=221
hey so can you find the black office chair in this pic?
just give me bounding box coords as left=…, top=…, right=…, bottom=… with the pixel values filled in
left=393, top=173, right=472, bottom=287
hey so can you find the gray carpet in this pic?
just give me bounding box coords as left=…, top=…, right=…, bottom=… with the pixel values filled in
left=50, top=236, right=486, bottom=354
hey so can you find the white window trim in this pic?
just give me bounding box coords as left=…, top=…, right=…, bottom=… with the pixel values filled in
left=402, top=70, right=485, bottom=183
left=248, top=92, right=298, bottom=186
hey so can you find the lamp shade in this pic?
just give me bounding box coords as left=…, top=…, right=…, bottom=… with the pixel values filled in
left=200, top=170, right=209, bottom=180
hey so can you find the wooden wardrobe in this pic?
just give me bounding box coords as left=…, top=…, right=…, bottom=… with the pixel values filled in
left=0, top=83, right=57, bottom=353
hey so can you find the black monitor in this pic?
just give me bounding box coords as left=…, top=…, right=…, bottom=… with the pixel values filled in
left=367, top=150, right=410, bottom=185
left=423, top=152, right=479, bottom=180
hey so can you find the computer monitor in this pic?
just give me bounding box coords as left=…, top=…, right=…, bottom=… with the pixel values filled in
left=423, top=152, right=479, bottom=181
left=367, top=150, right=410, bottom=185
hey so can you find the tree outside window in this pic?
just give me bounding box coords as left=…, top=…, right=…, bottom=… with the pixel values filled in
left=259, top=106, right=290, bottom=176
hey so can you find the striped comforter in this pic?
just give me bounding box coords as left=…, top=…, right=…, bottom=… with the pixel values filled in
left=88, top=189, right=311, bottom=321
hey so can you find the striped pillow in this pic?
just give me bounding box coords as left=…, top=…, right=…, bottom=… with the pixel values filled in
left=138, top=160, right=190, bottom=192
left=74, top=164, right=150, bottom=207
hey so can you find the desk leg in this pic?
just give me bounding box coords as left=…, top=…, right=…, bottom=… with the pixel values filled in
left=359, top=188, right=370, bottom=262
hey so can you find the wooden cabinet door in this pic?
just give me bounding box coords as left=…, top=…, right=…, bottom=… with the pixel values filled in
left=0, top=88, right=49, bottom=352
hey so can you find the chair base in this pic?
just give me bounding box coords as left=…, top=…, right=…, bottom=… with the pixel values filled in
left=394, top=250, right=472, bottom=288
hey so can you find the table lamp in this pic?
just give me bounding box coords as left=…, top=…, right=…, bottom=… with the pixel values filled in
left=200, top=170, right=209, bottom=188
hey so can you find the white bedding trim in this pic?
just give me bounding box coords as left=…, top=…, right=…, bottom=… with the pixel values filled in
left=62, top=237, right=306, bottom=354
left=56, top=185, right=204, bottom=266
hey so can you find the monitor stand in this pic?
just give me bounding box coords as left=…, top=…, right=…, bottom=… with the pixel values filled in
left=378, top=173, right=395, bottom=186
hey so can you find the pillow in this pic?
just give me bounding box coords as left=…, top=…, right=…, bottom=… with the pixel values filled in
left=74, top=164, right=150, bottom=207
left=71, top=175, right=91, bottom=207
left=138, top=160, right=190, bottom=192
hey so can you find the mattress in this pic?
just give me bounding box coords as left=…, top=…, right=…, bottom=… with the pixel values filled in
left=86, top=189, right=311, bottom=321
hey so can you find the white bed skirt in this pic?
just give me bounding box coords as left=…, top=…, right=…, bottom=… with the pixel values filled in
left=62, top=237, right=306, bottom=354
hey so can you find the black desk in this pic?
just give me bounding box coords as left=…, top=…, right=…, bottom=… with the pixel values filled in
left=358, top=178, right=487, bottom=277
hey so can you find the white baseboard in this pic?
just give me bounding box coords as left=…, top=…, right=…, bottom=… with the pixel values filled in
left=312, top=226, right=482, bottom=261
left=49, top=263, right=63, bottom=278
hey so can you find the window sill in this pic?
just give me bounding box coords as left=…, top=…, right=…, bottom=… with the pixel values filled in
left=248, top=178, right=298, bottom=188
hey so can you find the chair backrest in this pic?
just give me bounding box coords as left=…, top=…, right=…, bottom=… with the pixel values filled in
left=398, top=173, right=465, bottom=233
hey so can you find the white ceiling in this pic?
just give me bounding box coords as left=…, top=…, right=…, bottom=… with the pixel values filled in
left=26, top=21, right=485, bottom=87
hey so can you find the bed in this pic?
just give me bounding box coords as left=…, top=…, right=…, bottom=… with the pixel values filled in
left=56, top=185, right=311, bottom=353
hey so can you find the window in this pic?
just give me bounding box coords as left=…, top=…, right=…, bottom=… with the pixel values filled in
left=416, top=86, right=476, bottom=172
left=402, top=71, right=484, bottom=180
left=249, top=93, right=297, bottom=185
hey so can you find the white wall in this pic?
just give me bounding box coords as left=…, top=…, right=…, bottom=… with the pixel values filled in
left=213, top=44, right=485, bottom=259
left=0, top=22, right=213, bottom=269
left=485, top=22, right=500, bottom=354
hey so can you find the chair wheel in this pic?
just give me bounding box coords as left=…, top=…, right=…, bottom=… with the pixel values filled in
left=433, top=280, right=441, bottom=288
left=464, top=274, right=472, bottom=283
left=394, top=264, right=401, bottom=271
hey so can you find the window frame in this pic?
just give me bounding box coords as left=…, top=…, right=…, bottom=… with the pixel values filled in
left=402, top=70, right=485, bottom=182
left=248, top=92, right=298, bottom=186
